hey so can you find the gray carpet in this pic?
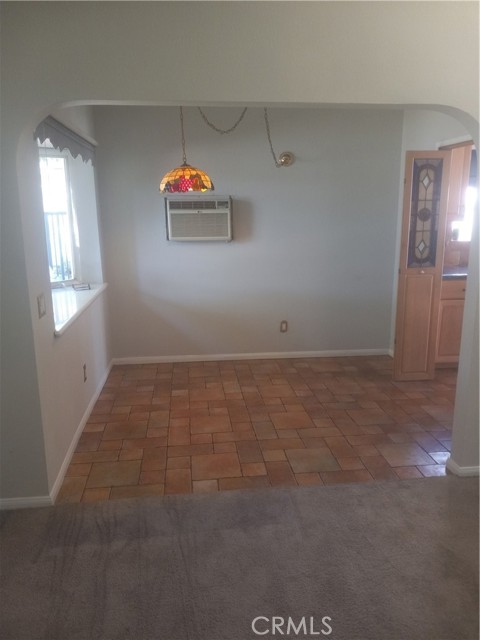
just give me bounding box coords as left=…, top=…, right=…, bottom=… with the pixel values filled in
left=0, top=476, right=478, bottom=640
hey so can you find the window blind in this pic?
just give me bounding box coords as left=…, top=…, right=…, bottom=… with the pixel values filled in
left=34, top=116, right=96, bottom=165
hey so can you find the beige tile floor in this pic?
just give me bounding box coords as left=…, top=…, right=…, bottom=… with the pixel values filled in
left=57, top=356, right=455, bottom=504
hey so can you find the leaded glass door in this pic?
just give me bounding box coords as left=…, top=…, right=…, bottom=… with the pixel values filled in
left=393, top=151, right=451, bottom=380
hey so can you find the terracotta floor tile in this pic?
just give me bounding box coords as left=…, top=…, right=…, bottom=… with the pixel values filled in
left=360, top=455, right=391, bottom=471
left=301, top=437, right=329, bottom=450
left=270, top=412, right=314, bottom=430
left=189, top=388, right=225, bottom=402
left=212, top=430, right=257, bottom=443
left=376, top=443, right=436, bottom=467
left=166, top=456, right=190, bottom=470
left=259, top=384, right=295, bottom=398
left=75, top=433, right=103, bottom=453
left=119, top=448, right=144, bottom=461
left=387, top=432, right=415, bottom=444
left=263, top=449, right=287, bottom=462
left=98, top=440, right=122, bottom=451
left=236, top=440, right=263, bottom=464
left=228, top=408, right=251, bottom=423
left=214, top=442, right=237, bottom=453
left=148, top=411, right=170, bottom=427
left=352, top=444, right=378, bottom=457
left=232, top=421, right=254, bottom=432
left=102, top=422, right=147, bottom=440
left=66, top=463, right=92, bottom=477
left=191, top=434, right=213, bottom=445
left=295, top=472, right=323, bottom=486
left=122, top=437, right=168, bottom=449
left=190, top=415, right=232, bottom=434
left=394, top=466, right=424, bottom=480
left=252, top=422, right=278, bottom=440
left=81, top=487, right=111, bottom=502
left=86, top=460, right=141, bottom=488
left=367, top=467, right=399, bottom=481
left=320, top=469, right=373, bottom=485
left=219, top=476, right=270, bottom=491
left=242, top=462, right=267, bottom=476
left=71, top=451, right=119, bottom=464
left=168, top=443, right=213, bottom=457
left=140, top=470, right=166, bottom=485
left=280, top=428, right=302, bottom=438
left=83, top=423, right=106, bottom=433
left=286, top=448, right=340, bottom=473
left=191, top=452, right=241, bottom=480
left=324, top=436, right=357, bottom=458
left=58, top=356, right=458, bottom=503
left=346, top=434, right=391, bottom=446
left=421, top=405, right=454, bottom=422
left=417, top=464, right=447, bottom=477
left=168, top=426, right=191, bottom=446
left=347, top=408, right=394, bottom=425
left=259, top=438, right=304, bottom=451
left=146, top=427, right=169, bottom=439
left=411, top=433, right=448, bottom=453
left=429, top=451, right=450, bottom=464
left=87, top=413, right=127, bottom=424
left=193, top=479, right=219, bottom=493
left=337, top=457, right=365, bottom=471
left=56, top=476, right=86, bottom=504
left=265, top=461, right=297, bottom=486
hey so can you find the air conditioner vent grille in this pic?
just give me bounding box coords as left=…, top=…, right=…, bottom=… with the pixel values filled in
left=165, top=196, right=232, bottom=241
left=169, top=200, right=229, bottom=211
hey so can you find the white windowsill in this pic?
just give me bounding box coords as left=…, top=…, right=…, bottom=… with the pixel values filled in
left=52, top=283, right=108, bottom=336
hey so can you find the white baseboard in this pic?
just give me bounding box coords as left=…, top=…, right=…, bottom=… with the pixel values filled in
left=48, top=360, right=114, bottom=505
left=446, top=457, right=480, bottom=477
left=112, top=349, right=391, bottom=366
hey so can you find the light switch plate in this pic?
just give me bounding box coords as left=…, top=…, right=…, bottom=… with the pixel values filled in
left=37, top=293, right=46, bottom=319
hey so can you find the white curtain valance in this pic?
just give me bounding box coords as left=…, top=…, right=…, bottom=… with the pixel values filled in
left=34, top=116, right=96, bottom=165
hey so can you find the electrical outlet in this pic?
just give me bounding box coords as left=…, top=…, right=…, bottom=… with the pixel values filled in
left=280, top=320, right=288, bottom=333
left=83, top=364, right=87, bottom=383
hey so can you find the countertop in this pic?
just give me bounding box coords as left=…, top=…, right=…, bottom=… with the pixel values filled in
left=442, top=266, right=468, bottom=280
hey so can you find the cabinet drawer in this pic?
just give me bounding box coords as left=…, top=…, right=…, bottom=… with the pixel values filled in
left=441, top=279, right=466, bottom=300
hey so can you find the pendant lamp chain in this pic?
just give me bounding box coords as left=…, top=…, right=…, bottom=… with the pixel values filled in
left=180, top=106, right=187, bottom=165
left=264, top=108, right=282, bottom=168
left=197, top=107, right=248, bottom=135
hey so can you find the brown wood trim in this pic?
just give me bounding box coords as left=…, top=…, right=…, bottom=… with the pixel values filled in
left=439, top=141, right=474, bottom=150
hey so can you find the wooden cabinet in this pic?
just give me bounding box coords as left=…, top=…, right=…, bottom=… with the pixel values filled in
left=443, top=144, right=473, bottom=268
left=435, top=279, right=466, bottom=364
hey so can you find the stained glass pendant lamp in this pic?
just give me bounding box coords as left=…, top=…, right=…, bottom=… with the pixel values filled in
left=160, top=107, right=214, bottom=193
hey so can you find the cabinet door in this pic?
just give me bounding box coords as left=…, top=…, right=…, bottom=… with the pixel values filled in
left=436, top=299, right=465, bottom=363
left=393, top=151, right=451, bottom=380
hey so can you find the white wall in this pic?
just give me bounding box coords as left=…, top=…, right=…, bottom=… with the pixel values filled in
left=401, top=110, right=473, bottom=151
left=50, top=106, right=96, bottom=143
left=5, top=113, right=112, bottom=505
left=68, top=154, right=104, bottom=283
left=96, top=106, right=403, bottom=359
left=1, top=1, right=478, bottom=502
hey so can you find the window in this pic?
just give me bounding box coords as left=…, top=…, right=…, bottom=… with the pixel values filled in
left=35, top=116, right=104, bottom=332
left=39, top=148, right=78, bottom=283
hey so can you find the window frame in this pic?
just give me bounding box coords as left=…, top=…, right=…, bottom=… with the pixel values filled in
left=38, top=145, right=80, bottom=286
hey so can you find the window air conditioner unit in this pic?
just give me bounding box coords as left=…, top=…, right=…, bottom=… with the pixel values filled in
left=165, top=196, right=232, bottom=242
